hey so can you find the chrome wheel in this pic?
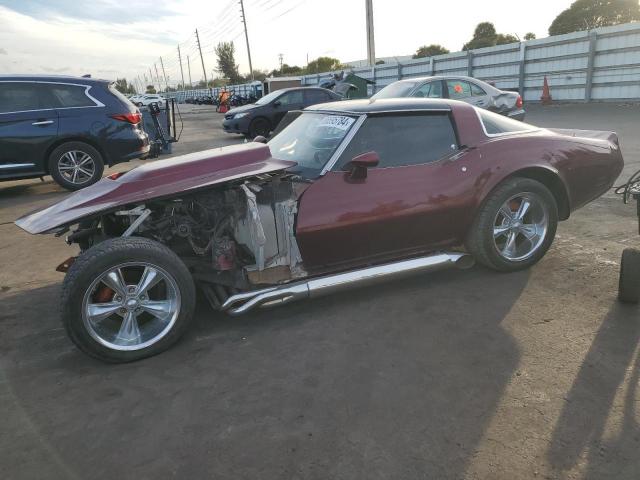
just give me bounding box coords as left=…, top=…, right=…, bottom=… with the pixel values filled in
left=493, top=193, right=549, bottom=261
left=58, top=150, right=96, bottom=185
left=82, top=262, right=181, bottom=351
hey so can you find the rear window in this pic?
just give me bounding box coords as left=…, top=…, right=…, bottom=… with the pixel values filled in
left=46, top=84, right=96, bottom=108
left=109, top=84, right=134, bottom=106
left=477, top=109, right=537, bottom=135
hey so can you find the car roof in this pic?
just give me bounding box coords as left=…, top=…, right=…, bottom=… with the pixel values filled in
left=389, top=75, right=500, bottom=91
left=272, top=86, right=337, bottom=94
left=305, top=97, right=459, bottom=114
left=0, top=74, right=110, bottom=85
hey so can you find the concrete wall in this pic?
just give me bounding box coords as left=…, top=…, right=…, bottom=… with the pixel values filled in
left=301, top=22, right=640, bottom=102
left=168, top=22, right=640, bottom=103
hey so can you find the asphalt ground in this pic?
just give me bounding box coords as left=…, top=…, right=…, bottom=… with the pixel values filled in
left=1, top=102, right=640, bottom=480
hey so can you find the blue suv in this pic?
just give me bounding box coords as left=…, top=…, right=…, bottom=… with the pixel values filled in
left=0, top=75, right=150, bottom=190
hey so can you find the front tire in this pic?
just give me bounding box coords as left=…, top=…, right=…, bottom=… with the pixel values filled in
left=49, top=141, right=104, bottom=191
left=61, top=237, right=196, bottom=363
left=466, top=177, right=558, bottom=272
left=248, top=117, right=271, bottom=139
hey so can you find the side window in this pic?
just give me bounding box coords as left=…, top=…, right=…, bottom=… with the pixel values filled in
left=45, top=84, right=96, bottom=108
left=277, top=91, right=303, bottom=106
left=477, top=109, right=537, bottom=135
left=413, top=81, right=443, bottom=98
left=470, top=82, right=487, bottom=96
left=305, top=89, right=331, bottom=105
left=0, top=82, right=42, bottom=113
left=446, top=80, right=472, bottom=99
left=334, top=114, right=458, bottom=170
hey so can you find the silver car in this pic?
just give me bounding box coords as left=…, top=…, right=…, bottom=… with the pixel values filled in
left=372, top=75, right=525, bottom=120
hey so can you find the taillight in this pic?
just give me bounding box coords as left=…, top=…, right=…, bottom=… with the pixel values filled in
left=516, top=95, right=523, bottom=108
left=110, top=112, right=142, bottom=124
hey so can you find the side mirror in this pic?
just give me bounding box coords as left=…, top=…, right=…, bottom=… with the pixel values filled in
left=273, top=100, right=281, bottom=108
left=346, top=151, right=379, bottom=180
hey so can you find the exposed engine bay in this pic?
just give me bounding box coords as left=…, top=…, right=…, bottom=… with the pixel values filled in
left=69, top=173, right=310, bottom=302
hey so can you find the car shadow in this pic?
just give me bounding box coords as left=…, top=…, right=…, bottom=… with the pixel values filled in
left=547, top=301, right=640, bottom=479
left=0, top=179, right=67, bottom=217
left=1, top=266, right=529, bottom=479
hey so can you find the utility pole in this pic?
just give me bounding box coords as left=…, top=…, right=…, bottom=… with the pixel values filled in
left=148, top=68, right=154, bottom=91
left=159, top=56, right=169, bottom=92
left=239, top=0, right=254, bottom=80
left=177, top=45, right=186, bottom=91
left=365, top=0, right=376, bottom=66
left=187, top=55, right=193, bottom=87
left=154, top=63, right=161, bottom=92
left=195, top=28, right=208, bottom=89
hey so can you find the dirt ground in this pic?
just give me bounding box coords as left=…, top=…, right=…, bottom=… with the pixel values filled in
left=1, top=103, right=639, bottom=480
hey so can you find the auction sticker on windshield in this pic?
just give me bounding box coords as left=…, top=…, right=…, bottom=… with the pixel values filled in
left=319, top=115, right=355, bottom=131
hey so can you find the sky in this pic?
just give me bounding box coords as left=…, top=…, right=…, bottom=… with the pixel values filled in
left=0, top=0, right=575, bottom=88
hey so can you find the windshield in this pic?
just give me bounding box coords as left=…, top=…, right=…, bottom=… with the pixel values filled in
left=372, top=81, right=419, bottom=99
left=255, top=90, right=282, bottom=105
left=268, top=112, right=358, bottom=178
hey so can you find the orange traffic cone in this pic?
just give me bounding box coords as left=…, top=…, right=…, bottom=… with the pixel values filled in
left=541, top=76, right=552, bottom=105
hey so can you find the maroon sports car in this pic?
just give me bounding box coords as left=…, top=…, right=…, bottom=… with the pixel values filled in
left=16, top=98, right=624, bottom=362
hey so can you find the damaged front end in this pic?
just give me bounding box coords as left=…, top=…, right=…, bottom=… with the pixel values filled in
left=60, top=171, right=311, bottom=310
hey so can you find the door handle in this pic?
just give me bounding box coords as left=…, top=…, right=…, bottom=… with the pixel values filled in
left=32, top=120, right=54, bottom=126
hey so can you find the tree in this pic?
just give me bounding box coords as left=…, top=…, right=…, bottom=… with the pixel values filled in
left=412, top=44, right=450, bottom=59
left=145, top=85, right=156, bottom=94
left=306, top=56, right=346, bottom=74
left=463, top=22, right=519, bottom=50
left=524, top=32, right=537, bottom=40
left=269, top=64, right=305, bottom=77
left=549, top=0, right=640, bottom=35
left=495, top=33, right=519, bottom=45
left=214, top=41, right=242, bottom=84
left=463, top=22, right=498, bottom=50
left=114, top=78, right=136, bottom=94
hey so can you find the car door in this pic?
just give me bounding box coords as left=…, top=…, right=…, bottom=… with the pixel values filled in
left=469, top=81, right=491, bottom=108
left=445, top=79, right=489, bottom=108
left=271, top=90, right=304, bottom=126
left=444, top=79, right=474, bottom=105
left=296, top=112, right=477, bottom=270
left=0, top=82, right=58, bottom=177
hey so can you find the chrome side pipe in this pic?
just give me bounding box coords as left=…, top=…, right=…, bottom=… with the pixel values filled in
left=221, top=252, right=474, bottom=316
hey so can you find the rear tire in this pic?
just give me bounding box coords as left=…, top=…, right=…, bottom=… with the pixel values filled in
left=466, top=177, right=558, bottom=272
left=618, top=248, right=640, bottom=303
left=61, top=237, right=196, bottom=363
left=48, top=141, right=104, bottom=191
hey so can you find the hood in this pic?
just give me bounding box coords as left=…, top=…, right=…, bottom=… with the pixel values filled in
left=16, top=143, right=295, bottom=234
left=227, top=103, right=259, bottom=115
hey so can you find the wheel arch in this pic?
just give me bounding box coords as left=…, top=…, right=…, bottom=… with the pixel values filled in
left=505, top=167, right=571, bottom=220
left=44, top=137, right=109, bottom=173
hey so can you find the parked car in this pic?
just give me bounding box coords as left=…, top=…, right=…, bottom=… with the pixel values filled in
left=373, top=76, right=525, bottom=120
left=0, top=75, right=150, bottom=190
left=134, top=94, right=165, bottom=107
left=222, top=87, right=341, bottom=139
left=16, top=98, right=623, bottom=362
